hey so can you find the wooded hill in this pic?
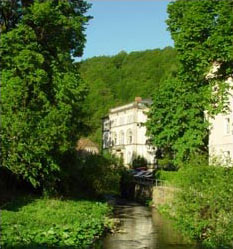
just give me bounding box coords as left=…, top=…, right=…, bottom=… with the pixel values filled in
left=79, top=46, right=178, bottom=146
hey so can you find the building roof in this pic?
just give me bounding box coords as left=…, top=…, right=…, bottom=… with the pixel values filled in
left=101, top=97, right=152, bottom=119
left=109, top=97, right=152, bottom=114
left=76, top=138, right=99, bottom=150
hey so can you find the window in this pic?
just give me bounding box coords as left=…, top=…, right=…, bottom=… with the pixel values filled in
left=127, top=129, right=133, bottom=144
left=103, top=133, right=109, bottom=148
left=119, top=130, right=124, bottom=145
left=103, top=120, right=109, bottom=130
left=225, top=118, right=230, bottom=135
left=112, top=132, right=117, bottom=146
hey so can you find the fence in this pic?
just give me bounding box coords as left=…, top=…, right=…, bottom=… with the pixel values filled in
left=133, top=176, right=155, bottom=186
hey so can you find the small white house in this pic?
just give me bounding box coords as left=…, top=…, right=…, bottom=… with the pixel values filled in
left=76, top=138, right=99, bottom=156
left=102, top=97, right=156, bottom=167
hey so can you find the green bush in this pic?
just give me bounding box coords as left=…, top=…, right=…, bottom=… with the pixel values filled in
left=156, top=170, right=179, bottom=186
left=1, top=198, right=112, bottom=249
left=157, top=157, right=177, bottom=171
left=132, top=155, right=148, bottom=169
left=167, top=165, right=233, bottom=248
left=155, top=149, right=177, bottom=171
left=61, top=153, right=123, bottom=197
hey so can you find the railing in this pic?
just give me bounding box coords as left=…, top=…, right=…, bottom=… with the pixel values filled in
left=133, top=178, right=168, bottom=187
left=133, top=177, right=155, bottom=186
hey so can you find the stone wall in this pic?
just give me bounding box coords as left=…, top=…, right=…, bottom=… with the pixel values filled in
left=152, top=186, right=176, bottom=207
left=127, top=183, right=176, bottom=206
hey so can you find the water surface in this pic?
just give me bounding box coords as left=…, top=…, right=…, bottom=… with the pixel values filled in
left=96, top=201, right=201, bottom=249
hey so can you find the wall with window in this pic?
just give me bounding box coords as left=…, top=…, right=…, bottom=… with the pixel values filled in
left=209, top=77, right=233, bottom=165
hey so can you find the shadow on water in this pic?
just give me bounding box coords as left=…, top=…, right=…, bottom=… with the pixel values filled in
left=94, top=200, right=202, bottom=249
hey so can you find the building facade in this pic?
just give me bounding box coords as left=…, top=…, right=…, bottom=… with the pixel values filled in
left=102, top=97, right=156, bottom=167
left=208, top=65, right=233, bottom=165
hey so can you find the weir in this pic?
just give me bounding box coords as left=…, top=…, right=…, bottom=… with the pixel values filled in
left=131, top=179, right=175, bottom=206
left=134, top=183, right=153, bottom=202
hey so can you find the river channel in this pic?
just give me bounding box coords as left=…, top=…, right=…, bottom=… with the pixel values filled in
left=95, top=200, right=201, bottom=249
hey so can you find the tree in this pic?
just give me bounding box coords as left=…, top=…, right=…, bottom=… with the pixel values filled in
left=147, top=0, right=233, bottom=165
left=0, top=0, right=91, bottom=190
left=147, top=76, right=209, bottom=165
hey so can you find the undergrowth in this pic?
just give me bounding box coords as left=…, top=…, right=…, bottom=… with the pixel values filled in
left=0, top=197, right=112, bottom=249
left=156, top=166, right=233, bottom=249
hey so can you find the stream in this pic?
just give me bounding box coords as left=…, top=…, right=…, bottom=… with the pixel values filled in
left=95, top=200, right=201, bottom=249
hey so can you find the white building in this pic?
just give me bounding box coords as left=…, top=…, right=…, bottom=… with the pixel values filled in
left=208, top=63, right=233, bottom=165
left=102, top=97, right=156, bottom=167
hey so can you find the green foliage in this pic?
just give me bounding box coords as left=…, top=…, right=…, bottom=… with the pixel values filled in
left=147, top=0, right=233, bottom=165
left=167, top=0, right=233, bottom=79
left=0, top=0, right=91, bottom=189
left=164, top=165, right=233, bottom=248
left=79, top=47, right=178, bottom=145
left=157, top=155, right=177, bottom=171
left=0, top=198, right=112, bottom=248
left=147, top=77, right=209, bottom=165
left=156, top=170, right=179, bottom=186
left=132, top=155, right=148, bottom=169
left=145, top=199, right=153, bottom=207
left=119, top=169, right=135, bottom=199
left=62, top=153, right=123, bottom=197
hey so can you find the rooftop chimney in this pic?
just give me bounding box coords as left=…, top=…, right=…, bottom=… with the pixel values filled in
left=135, top=97, right=142, bottom=102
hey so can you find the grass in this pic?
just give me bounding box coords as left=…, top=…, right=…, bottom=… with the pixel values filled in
left=0, top=197, right=112, bottom=249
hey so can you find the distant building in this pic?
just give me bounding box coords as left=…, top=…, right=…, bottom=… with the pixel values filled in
left=76, top=138, right=99, bottom=156
left=208, top=63, right=233, bottom=165
left=102, top=97, right=156, bottom=167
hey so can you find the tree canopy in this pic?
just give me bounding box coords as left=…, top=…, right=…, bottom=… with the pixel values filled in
left=147, top=0, right=233, bottom=165
left=0, top=0, right=91, bottom=57
left=0, top=0, right=91, bottom=189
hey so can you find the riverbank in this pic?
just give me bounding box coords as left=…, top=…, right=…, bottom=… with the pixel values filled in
left=155, top=166, right=233, bottom=249
left=0, top=197, right=113, bottom=248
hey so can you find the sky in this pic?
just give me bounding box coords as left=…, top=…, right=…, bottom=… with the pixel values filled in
left=80, top=0, right=174, bottom=60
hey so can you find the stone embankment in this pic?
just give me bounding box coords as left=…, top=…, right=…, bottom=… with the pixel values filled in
left=152, top=185, right=176, bottom=207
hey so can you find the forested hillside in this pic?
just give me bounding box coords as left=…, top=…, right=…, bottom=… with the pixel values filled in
left=79, top=46, right=178, bottom=145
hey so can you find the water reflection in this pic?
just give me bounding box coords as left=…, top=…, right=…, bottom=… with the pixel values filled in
left=96, top=201, right=200, bottom=249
